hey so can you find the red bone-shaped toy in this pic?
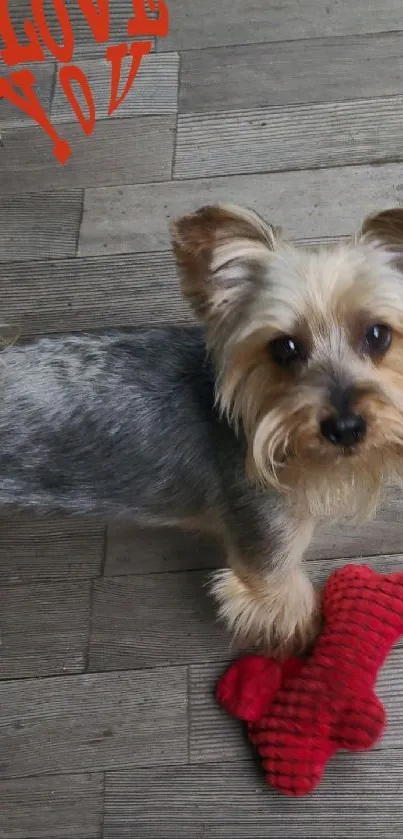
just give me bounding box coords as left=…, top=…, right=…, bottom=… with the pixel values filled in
left=216, top=564, right=403, bottom=796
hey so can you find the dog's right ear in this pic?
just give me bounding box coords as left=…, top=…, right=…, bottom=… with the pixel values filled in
left=170, top=204, right=280, bottom=323
left=358, top=208, right=403, bottom=272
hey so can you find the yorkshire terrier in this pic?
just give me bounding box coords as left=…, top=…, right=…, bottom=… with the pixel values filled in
left=2, top=204, right=403, bottom=654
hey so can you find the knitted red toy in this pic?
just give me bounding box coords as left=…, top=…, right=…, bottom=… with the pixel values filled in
left=216, top=564, right=403, bottom=797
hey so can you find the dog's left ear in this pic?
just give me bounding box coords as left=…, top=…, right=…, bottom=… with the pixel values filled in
left=170, top=204, right=280, bottom=323
left=358, top=208, right=403, bottom=269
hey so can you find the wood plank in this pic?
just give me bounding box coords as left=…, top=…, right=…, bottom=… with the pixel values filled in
left=105, top=525, right=225, bottom=575
left=74, top=35, right=156, bottom=59
left=160, top=0, right=403, bottom=51
left=0, top=190, right=83, bottom=261
left=0, top=63, right=55, bottom=128
left=377, top=647, right=403, bottom=750
left=106, top=491, right=403, bottom=577
left=51, top=53, right=179, bottom=122
left=106, top=499, right=403, bottom=575
left=0, top=772, right=104, bottom=839
left=0, top=252, right=190, bottom=336
left=5, top=0, right=157, bottom=56
left=0, top=241, right=356, bottom=336
left=104, top=505, right=403, bottom=580
left=0, top=487, right=395, bottom=591
left=189, top=659, right=249, bottom=765
left=308, top=486, right=403, bottom=560
left=0, top=116, right=175, bottom=194
left=104, top=753, right=403, bottom=838
left=179, top=34, right=403, bottom=113
left=0, top=580, right=91, bottom=679
left=175, top=96, right=403, bottom=180
left=79, top=163, right=403, bottom=257
left=306, top=553, right=403, bottom=586
left=89, top=570, right=229, bottom=671
left=0, top=667, right=187, bottom=778
left=0, top=514, right=104, bottom=584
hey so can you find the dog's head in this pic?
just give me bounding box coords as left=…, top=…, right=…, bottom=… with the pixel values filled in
left=171, top=204, right=403, bottom=519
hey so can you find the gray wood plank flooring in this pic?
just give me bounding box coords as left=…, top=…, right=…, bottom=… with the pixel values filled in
left=179, top=34, right=403, bottom=113
left=0, top=251, right=192, bottom=337
left=51, top=53, right=179, bottom=122
left=0, top=579, right=91, bottom=678
left=160, top=0, right=403, bottom=50
left=2, top=1, right=403, bottom=836
left=103, top=754, right=403, bottom=838
left=308, top=486, right=403, bottom=560
left=174, top=96, right=403, bottom=179
left=6, top=0, right=155, bottom=57
left=0, top=191, right=83, bottom=261
left=0, top=62, right=55, bottom=127
left=105, top=525, right=224, bottom=575
left=0, top=667, right=188, bottom=778
left=0, top=515, right=104, bottom=583
left=79, top=164, right=403, bottom=257
left=0, top=116, right=176, bottom=193
left=0, top=772, right=104, bottom=839
left=89, top=570, right=229, bottom=671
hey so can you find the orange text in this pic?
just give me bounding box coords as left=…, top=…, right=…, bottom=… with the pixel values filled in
left=0, top=0, right=169, bottom=163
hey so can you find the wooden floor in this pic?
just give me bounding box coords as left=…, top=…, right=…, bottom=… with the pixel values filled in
left=2, top=1, right=403, bottom=837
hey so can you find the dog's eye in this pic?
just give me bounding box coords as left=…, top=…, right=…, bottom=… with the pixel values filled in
left=269, top=336, right=306, bottom=368
left=363, top=324, right=392, bottom=357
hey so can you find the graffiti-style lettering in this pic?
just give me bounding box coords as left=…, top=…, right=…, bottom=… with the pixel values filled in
left=106, top=39, right=152, bottom=116
left=0, top=0, right=170, bottom=164
left=59, top=64, right=96, bottom=136
left=0, top=69, right=70, bottom=163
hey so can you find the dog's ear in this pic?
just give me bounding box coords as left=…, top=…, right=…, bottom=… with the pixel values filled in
left=170, top=204, right=280, bottom=322
left=358, top=208, right=403, bottom=270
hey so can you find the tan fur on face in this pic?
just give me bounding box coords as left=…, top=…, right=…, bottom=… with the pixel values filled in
left=171, top=204, right=403, bottom=521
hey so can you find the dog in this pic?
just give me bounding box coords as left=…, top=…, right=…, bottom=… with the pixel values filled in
left=2, top=204, right=403, bottom=654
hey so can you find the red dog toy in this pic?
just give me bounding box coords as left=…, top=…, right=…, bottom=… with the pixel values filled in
left=216, top=564, right=403, bottom=796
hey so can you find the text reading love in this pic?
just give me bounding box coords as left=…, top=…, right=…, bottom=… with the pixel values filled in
left=0, top=0, right=169, bottom=164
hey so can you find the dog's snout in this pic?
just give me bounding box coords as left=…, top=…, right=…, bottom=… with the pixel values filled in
left=320, top=413, right=367, bottom=447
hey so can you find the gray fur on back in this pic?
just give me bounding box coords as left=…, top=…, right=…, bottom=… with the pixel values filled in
left=0, top=326, right=255, bottom=523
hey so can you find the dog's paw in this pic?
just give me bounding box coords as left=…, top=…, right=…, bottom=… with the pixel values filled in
left=210, top=566, right=320, bottom=658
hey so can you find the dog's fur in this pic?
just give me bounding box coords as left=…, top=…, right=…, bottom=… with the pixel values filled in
left=4, top=204, right=403, bottom=654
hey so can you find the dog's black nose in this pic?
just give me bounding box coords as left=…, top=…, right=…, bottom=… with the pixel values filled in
left=320, top=413, right=366, bottom=447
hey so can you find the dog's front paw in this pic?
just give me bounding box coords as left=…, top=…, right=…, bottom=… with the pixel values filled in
left=210, top=566, right=320, bottom=658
